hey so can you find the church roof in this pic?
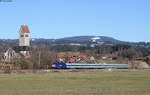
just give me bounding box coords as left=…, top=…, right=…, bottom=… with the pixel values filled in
left=21, top=25, right=30, bottom=33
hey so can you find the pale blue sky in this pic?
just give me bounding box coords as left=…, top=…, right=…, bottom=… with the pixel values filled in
left=0, top=0, right=150, bottom=42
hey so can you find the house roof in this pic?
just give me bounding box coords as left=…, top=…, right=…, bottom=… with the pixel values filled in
left=21, top=25, right=30, bottom=33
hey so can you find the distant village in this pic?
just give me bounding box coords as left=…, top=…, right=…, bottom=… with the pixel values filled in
left=0, top=25, right=150, bottom=71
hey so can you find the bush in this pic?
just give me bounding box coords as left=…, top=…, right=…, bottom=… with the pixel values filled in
left=4, top=65, right=12, bottom=74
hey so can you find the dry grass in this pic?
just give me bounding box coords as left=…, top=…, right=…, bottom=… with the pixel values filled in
left=0, top=70, right=150, bottom=95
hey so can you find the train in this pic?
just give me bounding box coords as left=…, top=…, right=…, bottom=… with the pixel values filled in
left=52, top=63, right=129, bottom=69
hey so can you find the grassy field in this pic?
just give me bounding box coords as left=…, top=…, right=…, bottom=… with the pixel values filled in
left=0, top=70, right=150, bottom=95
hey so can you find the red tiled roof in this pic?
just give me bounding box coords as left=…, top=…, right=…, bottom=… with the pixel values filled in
left=21, top=25, right=30, bottom=33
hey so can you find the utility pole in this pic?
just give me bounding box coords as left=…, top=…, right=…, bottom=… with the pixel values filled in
left=38, top=50, right=41, bottom=69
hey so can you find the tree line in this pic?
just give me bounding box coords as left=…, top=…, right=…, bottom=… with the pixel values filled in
left=0, top=42, right=150, bottom=69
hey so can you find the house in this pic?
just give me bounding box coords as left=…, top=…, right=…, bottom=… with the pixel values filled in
left=107, top=56, right=118, bottom=60
left=57, top=55, right=96, bottom=63
left=102, top=55, right=118, bottom=60
left=3, top=48, right=16, bottom=61
left=135, top=57, right=146, bottom=61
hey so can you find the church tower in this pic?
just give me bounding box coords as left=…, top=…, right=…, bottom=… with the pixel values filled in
left=19, top=25, right=30, bottom=46
left=19, top=25, right=30, bottom=56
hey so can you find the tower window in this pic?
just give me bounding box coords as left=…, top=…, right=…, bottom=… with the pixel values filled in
left=25, top=35, right=29, bottom=37
left=21, top=35, right=24, bottom=37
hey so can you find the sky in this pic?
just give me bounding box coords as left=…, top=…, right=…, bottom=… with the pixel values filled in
left=0, top=0, right=150, bottom=42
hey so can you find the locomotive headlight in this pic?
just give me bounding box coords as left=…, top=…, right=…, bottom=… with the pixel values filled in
left=52, top=64, right=55, bottom=68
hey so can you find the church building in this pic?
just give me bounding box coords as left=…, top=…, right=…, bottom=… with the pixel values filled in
left=3, top=25, right=31, bottom=61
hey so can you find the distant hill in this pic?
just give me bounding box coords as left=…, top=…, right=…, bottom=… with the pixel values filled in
left=0, top=36, right=150, bottom=48
left=54, top=36, right=125, bottom=44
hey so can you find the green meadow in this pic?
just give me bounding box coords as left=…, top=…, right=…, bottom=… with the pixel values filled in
left=0, top=70, right=150, bottom=95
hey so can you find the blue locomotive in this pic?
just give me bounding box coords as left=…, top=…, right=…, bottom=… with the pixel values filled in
left=52, top=63, right=129, bottom=69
